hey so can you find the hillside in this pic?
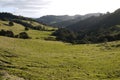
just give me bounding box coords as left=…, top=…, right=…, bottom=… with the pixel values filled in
left=0, top=11, right=120, bottom=80
left=1, top=0, right=120, bottom=79
left=0, top=12, right=55, bottom=31
left=67, top=9, right=120, bottom=32
left=36, top=13, right=101, bottom=28
left=0, top=21, right=120, bottom=80
left=67, top=10, right=120, bottom=32
left=36, top=15, right=75, bottom=26
left=52, top=9, right=120, bottom=44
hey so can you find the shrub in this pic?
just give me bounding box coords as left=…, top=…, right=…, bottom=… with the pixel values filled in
left=0, top=29, right=14, bottom=37
left=25, top=27, right=29, bottom=31
left=9, top=21, right=14, bottom=26
left=0, top=29, right=31, bottom=39
left=0, top=29, right=6, bottom=36
left=14, top=34, right=19, bottom=38
left=6, top=30, right=14, bottom=37
left=19, top=32, right=30, bottom=39
left=52, top=28, right=77, bottom=43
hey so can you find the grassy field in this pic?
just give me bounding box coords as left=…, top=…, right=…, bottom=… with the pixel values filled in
left=0, top=20, right=120, bottom=80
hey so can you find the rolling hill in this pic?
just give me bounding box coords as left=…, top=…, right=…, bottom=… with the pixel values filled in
left=0, top=12, right=55, bottom=31
left=0, top=11, right=120, bottom=80
left=52, top=8, right=120, bottom=44
left=67, top=9, right=120, bottom=32
left=0, top=19, right=120, bottom=80
left=36, top=13, right=101, bottom=28
left=36, top=15, right=75, bottom=26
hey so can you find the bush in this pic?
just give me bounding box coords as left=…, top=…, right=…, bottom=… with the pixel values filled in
left=0, top=29, right=31, bottom=39
left=52, top=28, right=77, bottom=43
left=0, top=29, right=14, bottom=37
left=19, top=32, right=30, bottom=39
left=9, top=21, right=14, bottom=26
left=6, top=30, right=14, bottom=37
left=14, top=35, right=19, bottom=38
left=25, top=27, right=29, bottom=31
left=0, top=29, right=6, bottom=36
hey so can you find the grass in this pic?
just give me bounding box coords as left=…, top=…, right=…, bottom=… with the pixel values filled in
left=0, top=20, right=120, bottom=80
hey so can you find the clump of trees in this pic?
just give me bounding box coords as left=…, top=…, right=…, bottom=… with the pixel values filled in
left=52, top=28, right=120, bottom=44
left=0, top=29, right=30, bottom=39
left=0, top=29, right=14, bottom=37
left=52, top=28, right=77, bottom=43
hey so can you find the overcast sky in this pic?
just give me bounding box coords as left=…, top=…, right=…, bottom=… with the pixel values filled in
left=0, top=0, right=120, bottom=18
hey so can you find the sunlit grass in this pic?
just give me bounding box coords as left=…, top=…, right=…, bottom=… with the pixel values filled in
left=0, top=20, right=120, bottom=80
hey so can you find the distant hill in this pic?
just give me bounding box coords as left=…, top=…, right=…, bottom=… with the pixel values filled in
left=67, top=9, right=120, bottom=32
left=1, top=11, right=120, bottom=80
left=36, top=15, right=75, bottom=25
left=0, top=12, right=53, bottom=31
left=53, top=9, right=120, bottom=44
left=0, top=12, right=33, bottom=21
left=36, top=13, right=101, bottom=28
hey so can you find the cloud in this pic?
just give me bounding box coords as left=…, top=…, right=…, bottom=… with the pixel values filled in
left=0, top=0, right=51, bottom=17
left=0, top=0, right=120, bottom=17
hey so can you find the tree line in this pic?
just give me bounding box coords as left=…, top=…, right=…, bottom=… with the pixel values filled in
left=52, top=28, right=120, bottom=44
left=52, top=9, right=120, bottom=44
left=0, top=29, right=30, bottom=39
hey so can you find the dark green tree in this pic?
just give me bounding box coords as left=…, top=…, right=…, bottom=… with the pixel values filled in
left=9, top=21, right=14, bottom=26
left=6, top=30, right=14, bottom=37
left=25, top=27, right=29, bottom=31
left=19, top=32, right=30, bottom=39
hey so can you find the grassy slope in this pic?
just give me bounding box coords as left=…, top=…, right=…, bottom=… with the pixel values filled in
left=0, top=20, right=120, bottom=80
left=22, top=20, right=57, bottom=30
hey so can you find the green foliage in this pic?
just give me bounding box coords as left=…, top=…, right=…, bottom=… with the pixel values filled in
left=0, top=29, right=31, bottom=39
left=53, top=9, right=120, bottom=44
left=9, top=21, right=14, bottom=26
left=18, top=32, right=30, bottom=39
left=53, top=27, right=120, bottom=44
left=25, top=27, right=29, bottom=31
left=0, top=29, right=14, bottom=37
left=52, top=28, right=76, bottom=43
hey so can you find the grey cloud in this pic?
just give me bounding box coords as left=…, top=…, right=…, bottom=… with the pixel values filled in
left=0, top=0, right=50, bottom=17
left=1, top=0, right=49, bottom=9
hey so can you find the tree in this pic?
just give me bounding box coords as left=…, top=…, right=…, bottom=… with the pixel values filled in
left=25, top=27, right=29, bottom=31
left=0, top=29, right=6, bottom=36
left=19, top=32, right=30, bottom=39
left=6, top=30, right=14, bottom=37
left=9, top=21, right=14, bottom=26
left=0, top=29, right=14, bottom=37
